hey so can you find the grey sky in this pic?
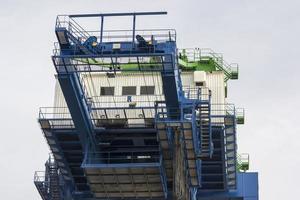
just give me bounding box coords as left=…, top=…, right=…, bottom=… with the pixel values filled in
left=0, top=0, right=299, bottom=199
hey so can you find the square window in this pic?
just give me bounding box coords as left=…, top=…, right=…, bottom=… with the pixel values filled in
left=122, top=86, right=136, bottom=95
left=140, top=86, right=155, bottom=95
left=195, top=82, right=204, bottom=86
left=100, top=87, right=114, bottom=96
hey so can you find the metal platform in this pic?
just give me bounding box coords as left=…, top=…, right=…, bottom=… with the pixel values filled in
left=34, top=11, right=258, bottom=200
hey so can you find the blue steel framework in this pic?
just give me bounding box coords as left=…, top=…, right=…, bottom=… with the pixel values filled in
left=34, top=12, right=258, bottom=200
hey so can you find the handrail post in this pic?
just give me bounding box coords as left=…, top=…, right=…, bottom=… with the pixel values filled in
left=132, top=14, right=136, bottom=50
left=100, top=16, right=104, bottom=46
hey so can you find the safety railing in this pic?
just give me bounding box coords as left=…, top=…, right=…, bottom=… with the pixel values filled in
left=178, top=48, right=239, bottom=80
left=205, top=104, right=245, bottom=125
left=224, top=104, right=235, bottom=116
left=56, top=15, right=91, bottom=42
left=53, top=42, right=60, bottom=56
left=39, top=107, right=71, bottom=119
left=237, top=153, right=250, bottom=172
left=38, top=104, right=242, bottom=128
left=84, top=149, right=160, bottom=165
left=52, top=53, right=175, bottom=74
left=155, top=101, right=198, bottom=122
left=155, top=102, right=235, bottom=123
left=182, top=86, right=211, bottom=101
left=155, top=102, right=178, bottom=121
left=91, top=95, right=165, bottom=108
left=236, top=108, right=245, bottom=124
left=208, top=103, right=235, bottom=115
left=56, top=15, right=176, bottom=42
left=55, top=15, right=176, bottom=48
left=91, top=106, right=158, bottom=128
left=83, top=29, right=176, bottom=43
left=34, top=171, right=46, bottom=183
left=38, top=103, right=164, bottom=129
left=38, top=107, right=74, bottom=129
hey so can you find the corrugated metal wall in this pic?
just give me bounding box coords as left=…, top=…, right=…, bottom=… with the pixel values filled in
left=181, top=71, right=225, bottom=105
left=54, top=80, right=67, bottom=108
left=54, top=72, right=165, bottom=108
left=182, top=71, right=225, bottom=123
left=54, top=71, right=226, bottom=120
left=82, top=72, right=164, bottom=96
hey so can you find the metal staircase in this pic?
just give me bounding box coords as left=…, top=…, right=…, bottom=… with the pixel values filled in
left=182, top=87, right=213, bottom=158
left=178, top=48, right=239, bottom=81
left=224, top=115, right=237, bottom=189
left=156, top=123, right=174, bottom=191
left=198, top=102, right=212, bottom=158
left=38, top=107, right=92, bottom=194
left=34, top=156, right=62, bottom=200
left=48, top=157, right=61, bottom=200
left=34, top=171, right=49, bottom=200
left=200, top=127, right=226, bottom=191
left=155, top=102, right=204, bottom=192
left=55, top=15, right=96, bottom=55
left=181, top=122, right=201, bottom=187
left=33, top=12, right=254, bottom=200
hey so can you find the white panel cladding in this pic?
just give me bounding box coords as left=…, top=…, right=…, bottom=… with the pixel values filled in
left=53, top=81, right=70, bottom=121
left=53, top=71, right=226, bottom=123
left=181, top=72, right=194, bottom=85
left=54, top=72, right=165, bottom=108
left=181, top=71, right=226, bottom=123
left=54, top=80, right=67, bottom=108
left=81, top=72, right=164, bottom=97
left=205, top=71, right=226, bottom=123
left=181, top=71, right=225, bottom=105
left=193, top=71, right=207, bottom=84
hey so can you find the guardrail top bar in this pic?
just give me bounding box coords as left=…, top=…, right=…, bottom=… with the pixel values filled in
left=69, top=11, right=168, bottom=18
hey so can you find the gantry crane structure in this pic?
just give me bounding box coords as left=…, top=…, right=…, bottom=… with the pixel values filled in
left=34, top=12, right=258, bottom=200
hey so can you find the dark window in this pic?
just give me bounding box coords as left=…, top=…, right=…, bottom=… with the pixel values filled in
left=140, top=86, right=155, bottom=95
left=122, top=86, right=136, bottom=95
left=100, top=87, right=114, bottom=96
left=195, top=82, right=204, bottom=86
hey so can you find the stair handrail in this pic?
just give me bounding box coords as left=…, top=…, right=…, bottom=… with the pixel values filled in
left=39, top=107, right=71, bottom=119
left=182, top=86, right=210, bottom=101
left=56, top=15, right=91, bottom=43
left=34, top=171, right=46, bottom=182
left=200, top=48, right=232, bottom=76
left=237, top=153, right=250, bottom=172
left=84, top=149, right=160, bottom=164
left=178, top=48, right=239, bottom=80
left=159, top=155, right=169, bottom=198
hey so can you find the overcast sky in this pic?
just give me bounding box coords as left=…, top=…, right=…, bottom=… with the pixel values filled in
left=0, top=0, right=299, bottom=199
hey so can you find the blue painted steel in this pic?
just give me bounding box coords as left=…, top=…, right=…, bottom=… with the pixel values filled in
left=69, top=11, right=168, bottom=18
left=100, top=16, right=104, bottom=45
left=56, top=73, right=96, bottom=150
left=197, top=172, right=259, bottom=200
left=159, top=155, right=169, bottom=198
left=132, top=14, right=136, bottom=49
left=35, top=11, right=258, bottom=200
left=160, top=48, right=182, bottom=118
